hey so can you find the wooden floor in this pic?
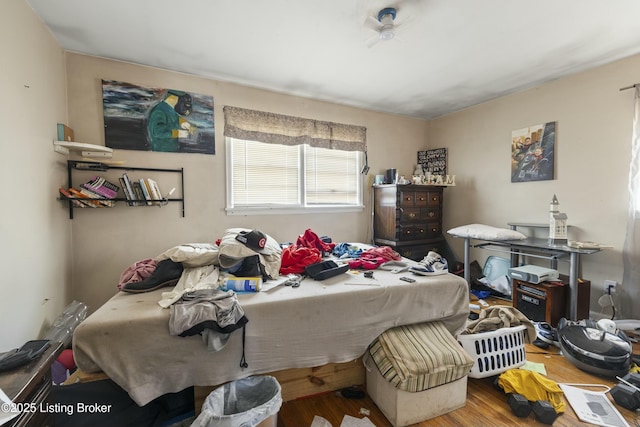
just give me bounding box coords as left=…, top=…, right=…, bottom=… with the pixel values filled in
left=279, top=298, right=640, bottom=427
left=279, top=343, right=640, bottom=427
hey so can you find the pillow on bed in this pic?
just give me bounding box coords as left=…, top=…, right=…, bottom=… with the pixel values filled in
left=447, top=224, right=526, bottom=240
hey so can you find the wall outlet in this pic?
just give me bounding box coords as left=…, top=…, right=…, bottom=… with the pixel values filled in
left=603, top=280, right=617, bottom=294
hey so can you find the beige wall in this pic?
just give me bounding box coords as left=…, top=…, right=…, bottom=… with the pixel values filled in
left=1, top=0, right=72, bottom=348
left=431, top=54, right=638, bottom=318
left=65, top=53, right=429, bottom=312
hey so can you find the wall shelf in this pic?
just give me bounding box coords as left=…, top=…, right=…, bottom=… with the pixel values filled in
left=60, top=160, right=185, bottom=219
left=53, top=140, right=113, bottom=158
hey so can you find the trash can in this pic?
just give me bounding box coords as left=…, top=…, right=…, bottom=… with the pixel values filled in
left=191, top=376, right=282, bottom=427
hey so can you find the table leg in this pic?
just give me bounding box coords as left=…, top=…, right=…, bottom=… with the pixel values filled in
left=569, top=252, right=580, bottom=320
left=464, top=238, right=470, bottom=285
left=510, top=249, right=519, bottom=269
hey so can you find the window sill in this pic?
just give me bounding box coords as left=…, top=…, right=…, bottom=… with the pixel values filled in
left=225, top=205, right=365, bottom=216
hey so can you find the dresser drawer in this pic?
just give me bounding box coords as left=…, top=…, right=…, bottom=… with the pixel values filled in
left=399, top=223, right=441, bottom=240
left=426, top=191, right=441, bottom=206
left=413, top=191, right=429, bottom=206
left=399, top=207, right=421, bottom=221
left=399, top=225, right=426, bottom=240
left=399, top=191, right=418, bottom=206
left=422, top=207, right=440, bottom=220
left=399, top=207, right=440, bottom=222
left=425, top=222, right=441, bottom=236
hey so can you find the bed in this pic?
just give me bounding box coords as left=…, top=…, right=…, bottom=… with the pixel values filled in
left=72, top=256, right=469, bottom=406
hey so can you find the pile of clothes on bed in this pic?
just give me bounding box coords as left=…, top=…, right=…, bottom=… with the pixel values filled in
left=114, top=228, right=403, bottom=360
left=117, top=228, right=404, bottom=297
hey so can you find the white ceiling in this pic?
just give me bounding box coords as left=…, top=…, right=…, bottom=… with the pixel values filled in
left=26, top=0, right=640, bottom=119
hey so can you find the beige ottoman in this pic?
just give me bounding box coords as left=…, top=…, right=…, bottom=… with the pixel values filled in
left=365, top=321, right=474, bottom=427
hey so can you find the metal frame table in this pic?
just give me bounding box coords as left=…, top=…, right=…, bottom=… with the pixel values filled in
left=460, top=226, right=601, bottom=320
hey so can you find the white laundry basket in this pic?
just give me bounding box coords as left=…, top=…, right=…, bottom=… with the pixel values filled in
left=457, top=325, right=527, bottom=378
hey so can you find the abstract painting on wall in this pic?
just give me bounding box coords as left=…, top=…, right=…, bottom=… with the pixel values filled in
left=511, top=121, right=555, bottom=182
left=102, top=80, right=215, bottom=154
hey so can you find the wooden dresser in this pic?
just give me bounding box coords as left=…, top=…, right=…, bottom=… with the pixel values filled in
left=373, top=184, right=453, bottom=261
left=0, top=341, right=62, bottom=427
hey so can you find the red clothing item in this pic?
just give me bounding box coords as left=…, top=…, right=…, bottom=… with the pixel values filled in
left=295, top=228, right=335, bottom=253
left=348, top=246, right=401, bottom=270
left=362, top=246, right=401, bottom=262
left=280, top=245, right=322, bottom=275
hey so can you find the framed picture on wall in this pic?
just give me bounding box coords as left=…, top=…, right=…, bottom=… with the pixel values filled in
left=102, top=80, right=215, bottom=154
left=511, top=121, right=555, bottom=182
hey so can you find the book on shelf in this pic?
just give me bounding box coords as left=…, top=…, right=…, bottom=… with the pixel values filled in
left=77, top=187, right=115, bottom=207
left=67, top=188, right=101, bottom=207
left=146, top=178, right=163, bottom=203
left=81, top=176, right=119, bottom=199
left=138, top=178, right=154, bottom=206
left=57, top=123, right=74, bottom=142
left=119, top=177, right=131, bottom=202
left=120, top=173, right=136, bottom=206
left=132, top=181, right=146, bottom=205
left=59, top=187, right=88, bottom=208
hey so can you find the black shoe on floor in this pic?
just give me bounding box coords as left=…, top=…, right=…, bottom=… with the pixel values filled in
left=122, top=259, right=184, bottom=293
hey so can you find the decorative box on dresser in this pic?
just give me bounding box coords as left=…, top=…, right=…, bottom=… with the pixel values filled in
left=373, top=184, right=454, bottom=262
left=0, top=341, right=63, bottom=427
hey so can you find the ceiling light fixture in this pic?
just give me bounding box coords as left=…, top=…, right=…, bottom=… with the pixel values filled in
left=377, top=7, right=397, bottom=41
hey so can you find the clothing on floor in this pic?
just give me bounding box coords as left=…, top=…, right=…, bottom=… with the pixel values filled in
left=497, top=369, right=566, bottom=413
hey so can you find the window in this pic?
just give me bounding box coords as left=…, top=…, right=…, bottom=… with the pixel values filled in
left=226, top=138, right=363, bottom=214
left=223, top=106, right=367, bottom=215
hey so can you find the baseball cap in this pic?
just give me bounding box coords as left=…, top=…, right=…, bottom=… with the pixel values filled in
left=235, top=230, right=267, bottom=252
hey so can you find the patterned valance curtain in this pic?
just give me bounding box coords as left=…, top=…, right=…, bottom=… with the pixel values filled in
left=223, top=106, right=367, bottom=152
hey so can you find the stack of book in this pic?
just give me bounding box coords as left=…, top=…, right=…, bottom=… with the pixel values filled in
left=119, top=173, right=164, bottom=206
left=58, top=176, right=120, bottom=208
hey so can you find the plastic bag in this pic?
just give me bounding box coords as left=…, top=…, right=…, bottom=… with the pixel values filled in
left=191, top=376, right=282, bottom=427
left=43, top=300, right=88, bottom=347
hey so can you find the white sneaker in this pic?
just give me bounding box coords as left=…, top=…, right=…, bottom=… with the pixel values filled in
left=409, top=251, right=449, bottom=276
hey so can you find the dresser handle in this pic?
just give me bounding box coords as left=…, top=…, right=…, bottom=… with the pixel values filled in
left=419, top=197, right=425, bottom=201
left=429, top=212, right=435, bottom=217
left=409, top=213, right=416, bottom=218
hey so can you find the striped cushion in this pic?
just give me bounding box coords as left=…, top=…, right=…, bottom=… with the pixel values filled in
left=369, top=321, right=474, bottom=392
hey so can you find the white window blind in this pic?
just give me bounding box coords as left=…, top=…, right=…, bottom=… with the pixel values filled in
left=230, top=139, right=300, bottom=206
left=228, top=138, right=362, bottom=212
left=305, top=146, right=360, bottom=205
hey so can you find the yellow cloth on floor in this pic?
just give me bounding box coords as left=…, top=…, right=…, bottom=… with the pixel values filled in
left=497, top=369, right=566, bottom=413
